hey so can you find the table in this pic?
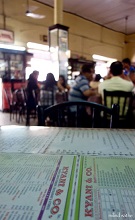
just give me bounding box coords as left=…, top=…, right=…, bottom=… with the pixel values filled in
left=0, top=126, right=135, bottom=220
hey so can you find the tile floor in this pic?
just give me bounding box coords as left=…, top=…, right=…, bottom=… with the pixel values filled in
left=0, top=111, right=38, bottom=126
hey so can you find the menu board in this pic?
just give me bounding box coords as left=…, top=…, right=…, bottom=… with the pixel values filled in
left=0, top=154, right=134, bottom=219
left=0, top=126, right=135, bottom=157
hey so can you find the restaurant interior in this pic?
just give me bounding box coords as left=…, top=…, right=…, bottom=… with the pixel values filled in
left=0, top=0, right=135, bottom=219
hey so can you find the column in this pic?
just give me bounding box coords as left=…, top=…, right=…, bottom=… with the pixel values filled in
left=48, top=0, right=69, bottom=80
left=54, top=0, right=63, bottom=24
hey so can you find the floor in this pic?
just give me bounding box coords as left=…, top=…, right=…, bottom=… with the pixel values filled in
left=0, top=111, right=38, bottom=126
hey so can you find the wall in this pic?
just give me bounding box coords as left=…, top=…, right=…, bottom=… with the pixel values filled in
left=125, top=34, right=135, bottom=62
left=0, top=0, right=134, bottom=61
left=64, top=13, right=126, bottom=60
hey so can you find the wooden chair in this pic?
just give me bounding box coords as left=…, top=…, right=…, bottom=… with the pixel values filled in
left=24, top=89, right=38, bottom=126
left=38, top=101, right=119, bottom=128
left=103, top=89, right=133, bottom=128
left=55, top=90, right=68, bottom=104
left=37, top=89, right=56, bottom=126
left=39, top=89, right=54, bottom=107
left=15, top=89, right=26, bottom=123
left=4, top=88, right=18, bottom=121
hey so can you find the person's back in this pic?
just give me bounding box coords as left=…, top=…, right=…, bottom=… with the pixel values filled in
left=27, top=70, right=40, bottom=108
left=98, top=61, right=134, bottom=121
left=27, top=71, right=39, bottom=91
left=98, top=61, right=134, bottom=100
left=41, top=73, right=57, bottom=105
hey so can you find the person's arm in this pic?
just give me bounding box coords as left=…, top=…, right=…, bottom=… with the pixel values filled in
left=83, top=88, right=97, bottom=97
left=37, top=82, right=40, bottom=89
left=97, top=82, right=103, bottom=98
left=120, top=73, right=131, bottom=81
left=103, top=71, right=112, bottom=80
left=57, top=81, right=65, bottom=91
left=66, top=84, right=70, bottom=91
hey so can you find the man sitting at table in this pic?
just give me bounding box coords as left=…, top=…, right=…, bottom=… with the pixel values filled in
left=68, top=63, right=97, bottom=102
left=98, top=61, right=134, bottom=128
left=68, top=63, right=97, bottom=127
left=98, top=61, right=134, bottom=100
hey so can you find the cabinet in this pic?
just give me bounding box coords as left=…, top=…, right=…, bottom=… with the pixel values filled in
left=0, top=51, right=25, bottom=81
left=0, top=49, right=31, bottom=111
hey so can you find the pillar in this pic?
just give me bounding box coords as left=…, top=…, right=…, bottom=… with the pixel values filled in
left=49, top=0, right=69, bottom=80
left=54, top=0, right=63, bottom=24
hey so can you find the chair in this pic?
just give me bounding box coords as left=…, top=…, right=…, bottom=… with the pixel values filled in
left=103, top=89, right=133, bottom=128
left=4, top=88, right=18, bottom=121
left=38, top=101, right=119, bottom=128
left=39, top=89, right=54, bottom=107
left=24, top=88, right=38, bottom=126
left=15, top=89, right=26, bottom=123
left=37, top=89, right=55, bottom=126
left=55, top=90, right=68, bottom=104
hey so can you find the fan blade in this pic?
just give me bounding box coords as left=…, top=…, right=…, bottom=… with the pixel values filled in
left=25, top=11, right=45, bottom=19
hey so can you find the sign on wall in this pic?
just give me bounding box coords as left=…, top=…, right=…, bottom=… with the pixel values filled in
left=0, top=29, right=14, bottom=43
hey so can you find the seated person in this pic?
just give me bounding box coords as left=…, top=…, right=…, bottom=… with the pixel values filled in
left=129, top=70, right=135, bottom=85
left=40, top=73, right=57, bottom=106
left=57, top=75, right=70, bottom=92
left=104, top=66, right=131, bottom=82
left=68, top=63, right=97, bottom=127
left=98, top=61, right=134, bottom=102
left=122, top=58, right=133, bottom=76
left=98, top=61, right=134, bottom=98
left=90, top=74, right=102, bottom=89
left=68, top=63, right=97, bottom=102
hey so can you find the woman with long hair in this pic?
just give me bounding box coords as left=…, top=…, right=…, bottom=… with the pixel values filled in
left=57, top=75, right=70, bottom=92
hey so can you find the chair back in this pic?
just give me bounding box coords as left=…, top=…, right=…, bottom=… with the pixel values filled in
left=104, top=90, right=133, bottom=119
left=24, top=88, right=38, bottom=126
left=4, top=88, right=17, bottom=121
left=55, top=90, right=68, bottom=103
left=39, top=101, right=119, bottom=128
left=23, top=88, right=28, bottom=103
left=39, top=89, right=54, bottom=107
left=15, top=89, right=26, bottom=106
left=4, top=88, right=14, bottom=106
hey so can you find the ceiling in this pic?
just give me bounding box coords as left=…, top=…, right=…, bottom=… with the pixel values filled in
left=35, top=0, right=135, bottom=35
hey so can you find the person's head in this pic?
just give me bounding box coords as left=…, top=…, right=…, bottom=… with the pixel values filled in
left=59, top=75, right=66, bottom=87
left=94, top=74, right=102, bottom=82
left=45, top=73, right=56, bottom=89
left=110, top=61, right=123, bottom=76
left=81, top=63, right=95, bottom=81
left=46, top=72, right=55, bottom=82
left=30, top=70, right=39, bottom=80
left=122, top=58, right=131, bottom=70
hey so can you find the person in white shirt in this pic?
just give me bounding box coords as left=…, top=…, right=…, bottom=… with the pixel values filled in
left=98, top=61, right=134, bottom=101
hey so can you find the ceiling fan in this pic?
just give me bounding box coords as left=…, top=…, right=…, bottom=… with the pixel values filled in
left=25, top=0, right=45, bottom=19
left=123, top=16, right=129, bottom=44
left=123, top=16, right=135, bottom=44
